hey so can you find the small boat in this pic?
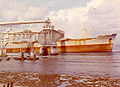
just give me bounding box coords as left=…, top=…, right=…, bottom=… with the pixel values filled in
left=14, top=57, right=27, bottom=60
left=0, top=59, right=2, bottom=62
left=6, top=57, right=10, bottom=61
left=27, top=57, right=39, bottom=60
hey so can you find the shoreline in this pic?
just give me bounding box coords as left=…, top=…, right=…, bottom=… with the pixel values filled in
left=0, top=71, right=120, bottom=87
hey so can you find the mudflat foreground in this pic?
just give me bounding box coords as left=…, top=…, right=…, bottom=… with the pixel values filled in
left=0, top=72, right=120, bottom=87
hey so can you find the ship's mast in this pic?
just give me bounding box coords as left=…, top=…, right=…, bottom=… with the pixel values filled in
left=83, top=26, right=88, bottom=45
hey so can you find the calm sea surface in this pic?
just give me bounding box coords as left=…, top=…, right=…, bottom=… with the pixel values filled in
left=0, top=49, right=120, bottom=78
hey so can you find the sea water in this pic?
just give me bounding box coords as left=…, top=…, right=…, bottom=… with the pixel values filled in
left=0, top=45, right=120, bottom=78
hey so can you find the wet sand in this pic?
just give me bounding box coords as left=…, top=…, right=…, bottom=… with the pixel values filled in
left=0, top=71, right=120, bottom=87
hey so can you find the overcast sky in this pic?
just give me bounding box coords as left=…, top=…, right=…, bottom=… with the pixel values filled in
left=0, top=0, right=120, bottom=43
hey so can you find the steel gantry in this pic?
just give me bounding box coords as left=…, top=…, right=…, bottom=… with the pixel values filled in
left=0, top=18, right=64, bottom=56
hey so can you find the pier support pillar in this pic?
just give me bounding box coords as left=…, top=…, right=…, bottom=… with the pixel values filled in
left=40, top=46, right=48, bottom=56
left=30, top=51, right=36, bottom=58
left=19, top=51, right=24, bottom=58
left=50, top=46, right=58, bottom=55
left=0, top=48, right=7, bottom=57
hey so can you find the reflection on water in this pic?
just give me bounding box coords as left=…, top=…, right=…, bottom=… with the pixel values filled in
left=0, top=52, right=120, bottom=77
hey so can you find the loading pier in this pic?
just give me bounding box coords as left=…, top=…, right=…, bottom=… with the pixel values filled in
left=0, top=18, right=64, bottom=59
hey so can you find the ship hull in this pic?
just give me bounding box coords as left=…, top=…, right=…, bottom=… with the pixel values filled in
left=57, top=44, right=113, bottom=53
left=6, top=47, right=40, bottom=53
left=5, top=43, right=113, bottom=53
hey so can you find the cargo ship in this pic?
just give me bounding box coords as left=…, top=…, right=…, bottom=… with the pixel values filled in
left=56, top=34, right=117, bottom=53
left=0, top=19, right=117, bottom=56
left=0, top=32, right=117, bottom=54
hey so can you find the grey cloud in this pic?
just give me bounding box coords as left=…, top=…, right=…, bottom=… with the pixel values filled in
left=0, top=0, right=120, bottom=43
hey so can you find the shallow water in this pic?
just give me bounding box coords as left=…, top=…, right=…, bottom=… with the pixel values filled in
left=0, top=51, right=120, bottom=78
